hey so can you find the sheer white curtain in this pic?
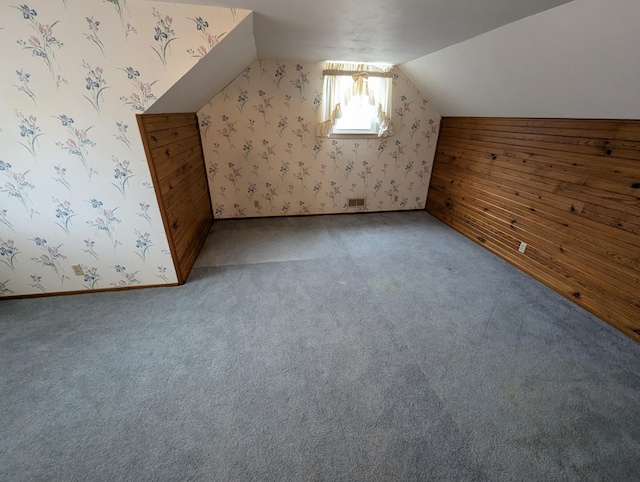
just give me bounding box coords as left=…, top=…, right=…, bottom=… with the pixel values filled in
left=316, top=62, right=393, bottom=138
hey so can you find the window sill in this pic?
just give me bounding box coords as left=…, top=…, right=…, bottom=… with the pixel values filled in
left=325, top=133, right=381, bottom=139
left=317, top=132, right=392, bottom=139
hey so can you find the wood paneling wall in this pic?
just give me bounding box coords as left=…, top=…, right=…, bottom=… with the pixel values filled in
left=427, top=117, right=640, bottom=343
left=137, top=113, right=213, bottom=284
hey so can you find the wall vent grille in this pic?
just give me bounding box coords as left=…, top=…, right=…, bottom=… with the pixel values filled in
left=348, top=198, right=366, bottom=207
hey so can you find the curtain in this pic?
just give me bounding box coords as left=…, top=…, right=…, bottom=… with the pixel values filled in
left=316, top=62, right=393, bottom=138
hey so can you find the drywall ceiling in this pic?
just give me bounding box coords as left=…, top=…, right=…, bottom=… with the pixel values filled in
left=154, top=0, right=572, bottom=64
left=146, top=13, right=256, bottom=113
left=402, top=0, right=640, bottom=118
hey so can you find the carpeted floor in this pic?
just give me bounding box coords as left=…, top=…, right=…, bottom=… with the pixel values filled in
left=1, top=211, right=639, bottom=481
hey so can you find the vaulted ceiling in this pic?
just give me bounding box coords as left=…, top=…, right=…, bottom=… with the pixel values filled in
left=156, top=0, right=572, bottom=64
left=151, top=0, right=640, bottom=119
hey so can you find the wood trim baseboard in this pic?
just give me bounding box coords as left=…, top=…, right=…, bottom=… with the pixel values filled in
left=0, top=282, right=182, bottom=301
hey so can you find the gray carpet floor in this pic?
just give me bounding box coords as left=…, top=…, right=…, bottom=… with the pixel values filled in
left=1, top=211, right=639, bottom=481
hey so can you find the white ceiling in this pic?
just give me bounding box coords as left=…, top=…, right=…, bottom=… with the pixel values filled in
left=150, top=0, right=640, bottom=119
left=403, top=0, right=640, bottom=118
left=156, top=0, right=572, bottom=64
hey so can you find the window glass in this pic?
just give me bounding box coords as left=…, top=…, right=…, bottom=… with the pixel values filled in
left=334, top=98, right=377, bottom=133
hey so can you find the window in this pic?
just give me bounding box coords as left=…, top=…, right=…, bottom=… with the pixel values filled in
left=333, top=99, right=378, bottom=135
left=316, top=62, right=393, bottom=138
left=332, top=76, right=381, bottom=135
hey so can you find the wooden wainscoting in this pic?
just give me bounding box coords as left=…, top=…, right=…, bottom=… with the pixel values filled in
left=427, top=117, right=640, bottom=343
left=137, top=113, right=213, bottom=284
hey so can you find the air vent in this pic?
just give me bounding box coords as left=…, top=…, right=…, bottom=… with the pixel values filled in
left=348, top=198, right=366, bottom=207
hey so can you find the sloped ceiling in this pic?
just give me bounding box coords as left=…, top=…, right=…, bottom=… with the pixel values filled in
left=154, top=0, right=572, bottom=64
left=402, top=0, right=640, bottom=118
left=146, top=13, right=256, bottom=113
left=150, top=0, right=640, bottom=119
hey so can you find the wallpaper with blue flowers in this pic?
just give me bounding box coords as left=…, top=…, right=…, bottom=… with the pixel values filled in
left=0, top=0, right=248, bottom=297
left=198, top=60, right=441, bottom=218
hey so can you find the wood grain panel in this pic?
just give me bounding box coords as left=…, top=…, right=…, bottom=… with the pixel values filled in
left=427, top=117, right=640, bottom=343
left=137, top=113, right=213, bottom=284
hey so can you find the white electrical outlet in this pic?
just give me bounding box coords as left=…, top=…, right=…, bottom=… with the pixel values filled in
left=72, top=264, right=84, bottom=276
left=518, top=242, right=527, bottom=254
left=254, top=201, right=260, bottom=208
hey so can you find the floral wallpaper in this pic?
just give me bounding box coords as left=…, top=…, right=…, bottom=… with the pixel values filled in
left=198, top=60, right=441, bottom=218
left=0, top=0, right=248, bottom=297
